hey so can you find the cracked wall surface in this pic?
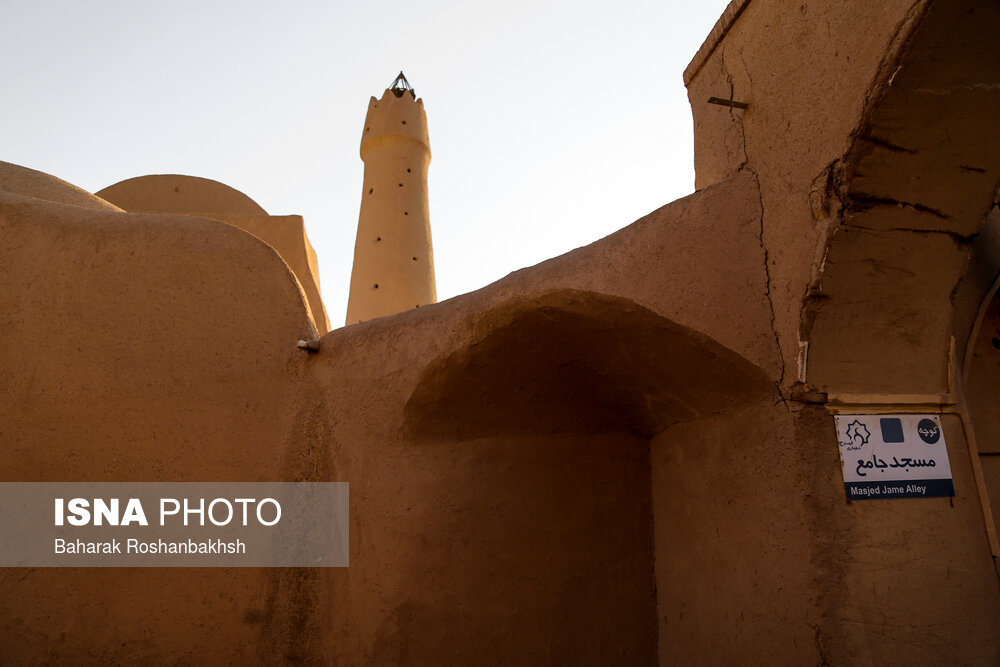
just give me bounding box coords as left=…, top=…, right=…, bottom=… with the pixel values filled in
left=682, top=0, right=1000, bottom=664
left=687, top=0, right=933, bottom=395
left=809, top=0, right=1000, bottom=396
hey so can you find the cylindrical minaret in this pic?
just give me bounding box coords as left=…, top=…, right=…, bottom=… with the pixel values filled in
left=346, top=72, right=436, bottom=325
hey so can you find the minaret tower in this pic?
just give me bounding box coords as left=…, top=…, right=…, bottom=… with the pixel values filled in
left=346, top=72, right=436, bottom=324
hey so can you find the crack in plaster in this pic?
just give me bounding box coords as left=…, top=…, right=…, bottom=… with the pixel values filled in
left=847, top=193, right=949, bottom=220
left=720, top=44, right=788, bottom=401
left=720, top=42, right=749, bottom=172
left=749, top=165, right=787, bottom=403
left=856, top=134, right=915, bottom=154
left=719, top=42, right=786, bottom=400
left=811, top=624, right=831, bottom=666
left=842, top=223, right=974, bottom=248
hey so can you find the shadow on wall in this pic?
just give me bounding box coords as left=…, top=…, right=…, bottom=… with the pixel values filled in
left=404, top=289, right=774, bottom=441
left=965, top=285, right=1000, bottom=544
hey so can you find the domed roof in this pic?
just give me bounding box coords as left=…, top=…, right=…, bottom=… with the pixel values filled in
left=95, top=174, right=268, bottom=216
left=0, top=161, right=121, bottom=211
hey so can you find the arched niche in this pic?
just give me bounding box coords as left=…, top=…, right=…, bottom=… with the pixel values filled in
left=804, top=0, right=1000, bottom=398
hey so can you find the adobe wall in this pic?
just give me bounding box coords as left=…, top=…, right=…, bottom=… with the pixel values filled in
left=680, top=0, right=1000, bottom=663
left=308, top=294, right=771, bottom=663
left=687, top=0, right=1000, bottom=398
left=653, top=400, right=830, bottom=664
left=686, top=0, right=930, bottom=391
left=211, top=212, right=329, bottom=333
left=0, top=166, right=324, bottom=662
left=2, top=160, right=776, bottom=662
left=298, top=173, right=779, bottom=661
left=652, top=400, right=998, bottom=665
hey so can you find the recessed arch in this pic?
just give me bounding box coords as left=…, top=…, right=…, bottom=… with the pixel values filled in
left=404, top=289, right=772, bottom=441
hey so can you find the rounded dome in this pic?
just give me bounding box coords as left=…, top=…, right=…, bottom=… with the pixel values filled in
left=0, top=161, right=122, bottom=211
left=95, top=174, right=268, bottom=216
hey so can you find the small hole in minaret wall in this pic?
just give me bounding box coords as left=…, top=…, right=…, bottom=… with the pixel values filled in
left=401, top=120, right=406, bottom=125
left=374, top=284, right=379, bottom=289
left=406, top=168, right=411, bottom=173
left=368, top=188, right=373, bottom=194
left=376, top=237, right=381, bottom=241
left=404, top=212, right=408, bottom=216
left=398, top=183, right=403, bottom=187
left=411, top=257, right=417, bottom=261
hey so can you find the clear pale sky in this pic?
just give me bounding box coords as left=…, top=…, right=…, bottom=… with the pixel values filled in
left=0, top=0, right=730, bottom=326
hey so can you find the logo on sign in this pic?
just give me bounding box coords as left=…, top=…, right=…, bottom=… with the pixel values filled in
left=917, top=418, right=940, bottom=444
left=846, top=419, right=871, bottom=447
